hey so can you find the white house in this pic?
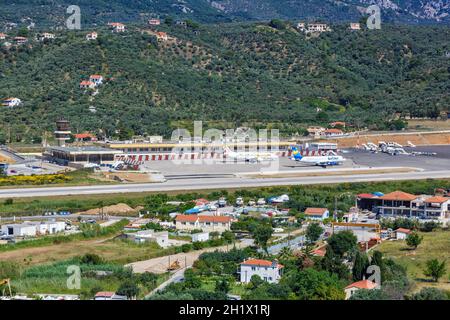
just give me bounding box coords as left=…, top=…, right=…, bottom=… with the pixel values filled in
left=304, top=208, right=330, bottom=221
left=344, top=279, right=379, bottom=300
left=39, top=33, right=55, bottom=41
left=2, top=97, right=22, bottom=108
left=156, top=32, right=168, bottom=41
left=94, top=292, right=127, bottom=300
left=29, top=221, right=66, bottom=235
left=350, top=23, right=361, bottom=30
left=148, top=19, right=161, bottom=26
left=239, top=259, right=284, bottom=284
left=89, top=75, right=104, bottom=86
left=1, top=223, right=37, bottom=237
left=0, top=33, right=7, bottom=40
left=86, top=32, right=98, bottom=41
left=191, top=232, right=210, bottom=242
left=108, top=23, right=126, bottom=33
left=125, top=230, right=169, bottom=248
left=80, top=80, right=96, bottom=89
left=175, top=215, right=231, bottom=233
left=395, top=228, right=411, bottom=240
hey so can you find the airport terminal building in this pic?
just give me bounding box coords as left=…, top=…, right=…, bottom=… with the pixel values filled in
left=45, top=146, right=123, bottom=166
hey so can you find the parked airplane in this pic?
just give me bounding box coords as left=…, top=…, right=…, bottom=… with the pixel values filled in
left=223, top=147, right=278, bottom=163
left=290, top=147, right=345, bottom=168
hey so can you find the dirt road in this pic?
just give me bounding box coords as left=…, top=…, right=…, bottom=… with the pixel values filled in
left=127, top=240, right=253, bottom=274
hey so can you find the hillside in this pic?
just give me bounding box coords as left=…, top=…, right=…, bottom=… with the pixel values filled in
left=0, top=22, right=449, bottom=142
left=0, top=0, right=449, bottom=27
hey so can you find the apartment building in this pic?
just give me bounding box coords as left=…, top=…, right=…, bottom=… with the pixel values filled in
left=175, top=214, right=231, bottom=233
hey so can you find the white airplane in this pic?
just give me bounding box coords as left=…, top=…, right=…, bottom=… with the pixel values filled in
left=223, top=147, right=278, bottom=163
left=291, top=147, right=345, bottom=168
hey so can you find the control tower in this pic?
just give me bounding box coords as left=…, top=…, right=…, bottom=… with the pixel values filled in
left=54, top=119, right=72, bottom=147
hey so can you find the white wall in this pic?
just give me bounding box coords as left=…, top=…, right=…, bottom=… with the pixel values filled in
left=239, top=265, right=282, bottom=284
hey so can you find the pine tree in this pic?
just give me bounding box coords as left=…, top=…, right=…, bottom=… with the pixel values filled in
left=352, top=251, right=370, bottom=281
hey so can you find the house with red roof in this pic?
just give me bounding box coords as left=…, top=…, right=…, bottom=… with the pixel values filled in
left=344, top=279, right=379, bottom=299
left=13, top=36, right=28, bottom=45
left=239, top=259, right=284, bottom=284
left=89, top=75, right=104, bottom=86
left=304, top=207, right=330, bottom=221
left=74, top=133, right=97, bottom=142
left=79, top=80, right=96, bottom=90
left=155, top=31, right=168, bottom=41
left=94, top=291, right=127, bottom=300
left=395, top=228, right=412, bottom=240
left=0, top=33, right=7, bottom=40
left=175, top=214, right=231, bottom=233
left=323, top=128, right=344, bottom=137
left=108, top=22, right=126, bottom=33
left=357, top=190, right=449, bottom=222
left=2, top=97, right=22, bottom=108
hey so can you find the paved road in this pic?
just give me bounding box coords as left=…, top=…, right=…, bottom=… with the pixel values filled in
left=146, top=267, right=188, bottom=299
left=1, top=170, right=450, bottom=198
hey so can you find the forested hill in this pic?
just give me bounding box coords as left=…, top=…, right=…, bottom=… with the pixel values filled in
left=0, top=22, right=449, bottom=142
left=1, top=0, right=450, bottom=27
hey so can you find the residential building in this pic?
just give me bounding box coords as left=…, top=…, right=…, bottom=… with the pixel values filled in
left=304, top=208, right=330, bottom=221
left=344, top=280, right=379, bottom=300
left=1, top=223, right=37, bottom=237
left=13, top=37, right=28, bottom=45
left=0, top=33, right=6, bottom=40
left=239, top=259, right=284, bottom=284
left=330, top=121, right=346, bottom=128
left=2, top=97, right=22, bottom=108
left=1, top=221, right=65, bottom=237
left=297, top=22, right=331, bottom=33
left=125, top=230, right=169, bottom=248
left=148, top=19, right=161, bottom=26
left=307, top=126, right=325, bottom=137
left=94, top=292, right=127, bottom=301
left=156, top=32, right=168, bottom=41
left=357, top=191, right=450, bottom=221
left=29, top=221, right=66, bottom=235
left=191, top=232, right=209, bottom=242
left=350, top=23, right=361, bottom=30
left=74, top=133, right=97, bottom=142
left=323, top=128, right=344, bottom=137
left=175, top=214, right=232, bottom=233
left=89, top=75, right=104, bottom=86
left=395, top=228, right=411, bottom=240
left=86, top=32, right=98, bottom=41
left=80, top=80, right=96, bottom=89
left=108, top=23, right=126, bottom=33
left=39, top=33, right=55, bottom=41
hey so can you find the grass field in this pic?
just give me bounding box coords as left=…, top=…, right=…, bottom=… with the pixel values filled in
left=0, top=237, right=183, bottom=266
left=377, top=230, right=450, bottom=292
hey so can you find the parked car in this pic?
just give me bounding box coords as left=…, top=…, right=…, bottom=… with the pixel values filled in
left=236, top=197, right=244, bottom=206
left=257, top=198, right=266, bottom=206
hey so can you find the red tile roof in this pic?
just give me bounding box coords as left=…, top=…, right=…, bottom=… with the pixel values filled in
left=395, top=228, right=411, bottom=234
left=198, top=215, right=231, bottom=223
left=90, top=74, right=103, bottom=79
left=357, top=193, right=376, bottom=199
left=175, top=215, right=198, bottom=223
left=80, top=80, right=95, bottom=86
left=379, top=191, right=417, bottom=201
left=95, top=291, right=115, bottom=298
left=305, top=208, right=328, bottom=216
left=345, top=280, right=378, bottom=290
left=241, top=259, right=284, bottom=269
left=74, top=133, right=95, bottom=139
left=424, top=196, right=449, bottom=204
left=324, top=129, right=343, bottom=134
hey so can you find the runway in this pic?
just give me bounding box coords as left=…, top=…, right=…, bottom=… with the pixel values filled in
left=2, top=169, right=450, bottom=198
